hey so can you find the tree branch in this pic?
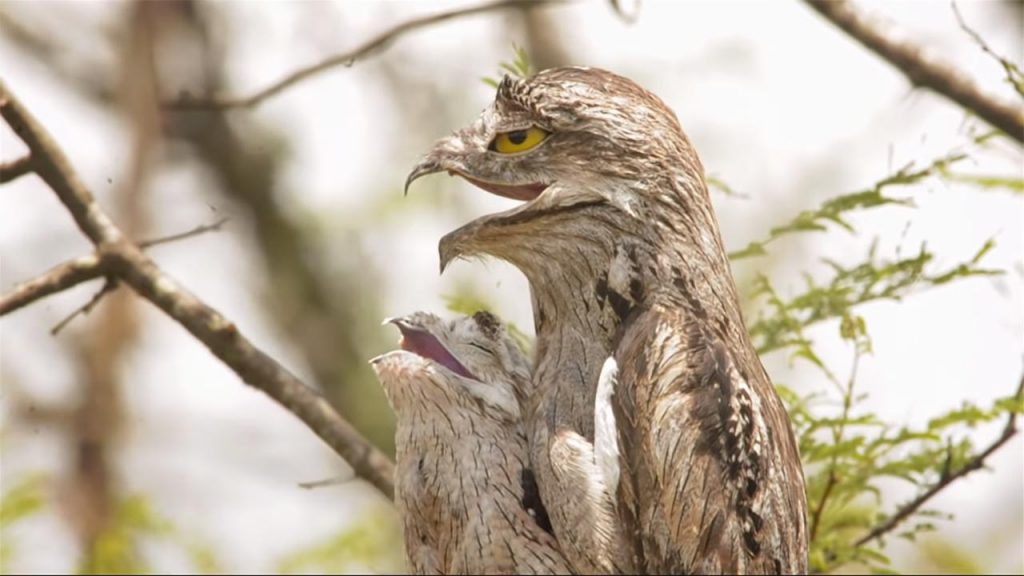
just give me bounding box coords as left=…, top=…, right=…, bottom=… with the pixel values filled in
left=804, top=0, right=1024, bottom=144
left=1, top=218, right=228, bottom=320
left=0, top=253, right=109, bottom=315
left=0, top=85, right=122, bottom=244
left=951, top=1, right=1024, bottom=98
left=0, top=79, right=396, bottom=500
left=0, top=154, right=34, bottom=183
left=163, top=0, right=569, bottom=110
left=855, top=372, right=1024, bottom=547
left=50, top=278, right=118, bottom=336
left=103, top=244, right=396, bottom=498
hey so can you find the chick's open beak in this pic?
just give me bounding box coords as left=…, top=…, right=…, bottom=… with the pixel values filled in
left=383, top=316, right=479, bottom=381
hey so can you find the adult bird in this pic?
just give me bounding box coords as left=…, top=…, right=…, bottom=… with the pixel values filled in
left=372, top=311, right=571, bottom=575
left=406, top=67, right=809, bottom=574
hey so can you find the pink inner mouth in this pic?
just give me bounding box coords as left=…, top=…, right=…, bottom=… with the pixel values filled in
left=397, top=325, right=478, bottom=381
left=453, top=171, right=548, bottom=201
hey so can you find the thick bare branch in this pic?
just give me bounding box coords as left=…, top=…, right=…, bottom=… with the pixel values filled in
left=855, top=372, right=1024, bottom=547
left=0, top=155, right=34, bottom=183
left=163, top=0, right=569, bottom=110
left=0, top=253, right=109, bottom=315
left=0, top=80, right=396, bottom=500
left=805, top=0, right=1024, bottom=143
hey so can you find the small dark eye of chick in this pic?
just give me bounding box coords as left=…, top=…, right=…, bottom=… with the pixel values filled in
left=507, top=130, right=528, bottom=145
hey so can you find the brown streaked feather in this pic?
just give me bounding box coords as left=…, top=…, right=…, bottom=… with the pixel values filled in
left=614, top=303, right=807, bottom=574
left=410, top=66, right=809, bottom=575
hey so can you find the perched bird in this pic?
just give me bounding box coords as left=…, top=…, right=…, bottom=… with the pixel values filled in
left=406, top=67, right=809, bottom=574
left=371, top=311, right=571, bottom=575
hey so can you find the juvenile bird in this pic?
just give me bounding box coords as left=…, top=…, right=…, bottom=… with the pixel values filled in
left=407, top=67, right=809, bottom=574
left=371, top=311, right=570, bottom=575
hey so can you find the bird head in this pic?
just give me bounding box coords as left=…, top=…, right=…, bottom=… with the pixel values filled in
left=405, top=67, right=705, bottom=272
left=370, top=311, right=531, bottom=422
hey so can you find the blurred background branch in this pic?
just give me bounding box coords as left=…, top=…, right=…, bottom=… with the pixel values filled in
left=805, top=0, right=1024, bottom=143
left=163, top=0, right=573, bottom=110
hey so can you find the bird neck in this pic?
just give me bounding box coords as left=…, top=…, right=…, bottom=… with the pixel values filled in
left=395, top=414, right=536, bottom=534
left=514, top=176, right=755, bottom=439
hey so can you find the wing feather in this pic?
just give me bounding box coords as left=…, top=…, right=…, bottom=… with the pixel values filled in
left=612, top=303, right=808, bottom=574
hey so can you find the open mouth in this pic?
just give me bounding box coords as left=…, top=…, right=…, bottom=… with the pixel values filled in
left=452, top=171, right=549, bottom=202
left=388, top=318, right=479, bottom=381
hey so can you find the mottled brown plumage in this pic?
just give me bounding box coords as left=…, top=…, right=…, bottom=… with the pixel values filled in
left=371, top=311, right=570, bottom=575
left=407, top=67, right=809, bottom=574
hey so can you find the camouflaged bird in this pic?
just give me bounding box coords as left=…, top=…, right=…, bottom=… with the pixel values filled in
left=371, top=311, right=571, bottom=575
left=406, top=67, right=809, bottom=574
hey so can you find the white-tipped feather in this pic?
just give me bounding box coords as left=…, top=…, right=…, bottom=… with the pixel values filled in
left=594, top=356, right=621, bottom=495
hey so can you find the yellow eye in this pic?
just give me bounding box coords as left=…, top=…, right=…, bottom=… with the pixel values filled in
left=490, top=127, right=549, bottom=154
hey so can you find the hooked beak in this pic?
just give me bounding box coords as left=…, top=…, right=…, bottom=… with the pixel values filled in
left=405, top=129, right=550, bottom=201
left=405, top=132, right=468, bottom=196
left=404, top=157, right=443, bottom=197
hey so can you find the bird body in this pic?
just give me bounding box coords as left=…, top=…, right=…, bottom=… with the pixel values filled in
left=407, top=67, right=809, bottom=574
left=371, top=311, right=570, bottom=575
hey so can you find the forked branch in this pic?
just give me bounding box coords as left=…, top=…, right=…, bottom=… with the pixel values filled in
left=0, top=253, right=109, bottom=316
left=0, top=154, right=34, bottom=183
left=0, top=79, right=396, bottom=500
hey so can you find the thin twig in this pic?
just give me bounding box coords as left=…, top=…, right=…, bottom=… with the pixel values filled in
left=804, top=0, right=1024, bottom=143
left=163, top=0, right=569, bottom=110
left=0, top=79, right=396, bottom=500
left=951, top=1, right=1024, bottom=98
left=138, top=217, right=229, bottom=249
left=0, top=154, right=34, bottom=183
left=50, top=278, right=118, bottom=335
left=855, top=372, right=1024, bottom=547
left=811, top=343, right=864, bottom=542
left=0, top=253, right=109, bottom=315
left=0, top=218, right=228, bottom=324
left=809, top=469, right=838, bottom=543
left=298, top=474, right=355, bottom=490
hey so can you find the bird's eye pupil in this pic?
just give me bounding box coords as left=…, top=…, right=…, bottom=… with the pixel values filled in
left=507, top=130, right=528, bottom=145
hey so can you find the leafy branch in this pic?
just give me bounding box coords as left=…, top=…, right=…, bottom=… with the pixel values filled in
left=735, top=128, right=1020, bottom=572
left=855, top=374, right=1024, bottom=549
left=749, top=238, right=1001, bottom=358
left=482, top=43, right=533, bottom=88
left=798, top=371, right=1024, bottom=573
left=729, top=148, right=972, bottom=261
